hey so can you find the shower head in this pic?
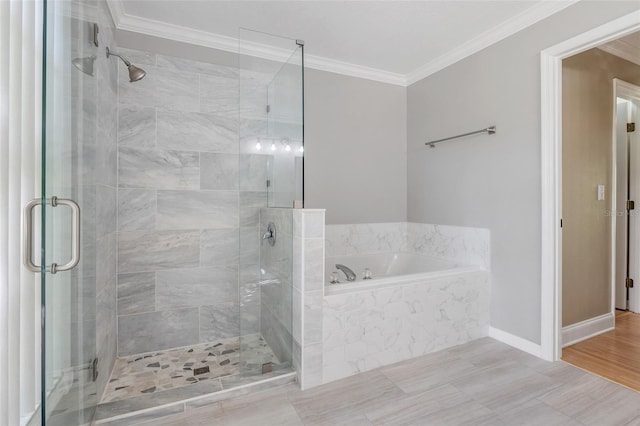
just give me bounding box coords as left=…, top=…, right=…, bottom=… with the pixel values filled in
left=106, top=47, right=146, bottom=82
left=126, top=64, right=146, bottom=82
left=72, top=55, right=97, bottom=76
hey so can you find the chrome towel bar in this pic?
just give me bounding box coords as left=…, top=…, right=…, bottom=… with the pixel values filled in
left=425, top=125, right=496, bottom=148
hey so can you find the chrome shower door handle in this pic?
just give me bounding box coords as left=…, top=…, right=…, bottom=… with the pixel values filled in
left=23, top=198, right=42, bottom=272
left=22, top=196, right=81, bottom=274
left=52, top=197, right=81, bottom=274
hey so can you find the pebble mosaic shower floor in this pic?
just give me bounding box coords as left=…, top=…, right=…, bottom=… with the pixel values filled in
left=101, top=334, right=278, bottom=403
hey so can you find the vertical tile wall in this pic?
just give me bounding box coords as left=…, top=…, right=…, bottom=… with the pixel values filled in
left=116, top=49, right=269, bottom=355
left=292, top=209, right=325, bottom=389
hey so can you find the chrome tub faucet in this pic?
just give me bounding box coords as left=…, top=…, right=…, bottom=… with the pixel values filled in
left=335, top=264, right=357, bottom=281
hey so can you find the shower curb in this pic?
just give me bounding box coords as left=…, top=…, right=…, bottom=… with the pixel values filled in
left=94, top=371, right=297, bottom=425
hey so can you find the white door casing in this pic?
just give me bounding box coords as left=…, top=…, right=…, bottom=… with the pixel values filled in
left=615, top=97, right=629, bottom=311
left=540, top=12, right=640, bottom=362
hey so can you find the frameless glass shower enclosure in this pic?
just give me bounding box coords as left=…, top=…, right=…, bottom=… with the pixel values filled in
left=33, top=7, right=304, bottom=423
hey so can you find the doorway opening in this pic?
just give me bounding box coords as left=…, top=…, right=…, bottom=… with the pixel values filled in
left=555, top=32, right=640, bottom=390
left=562, top=75, right=640, bottom=390
left=540, top=10, right=640, bottom=364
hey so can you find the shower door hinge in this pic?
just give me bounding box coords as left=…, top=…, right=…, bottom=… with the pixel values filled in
left=626, top=277, right=634, bottom=289
left=266, top=179, right=271, bottom=188
left=266, top=105, right=270, bottom=114
left=628, top=123, right=636, bottom=133
left=628, top=200, right=635, bottom=211
left=91, top=358, right=99, bottom=382
left=93, top=23, right=99, bottom=47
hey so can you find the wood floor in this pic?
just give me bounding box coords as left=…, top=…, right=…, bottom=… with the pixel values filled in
left=563, top=311, right=640, bottom=391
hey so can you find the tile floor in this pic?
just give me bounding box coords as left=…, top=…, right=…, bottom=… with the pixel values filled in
left=102, top=335, right=278, bottom=403
left=125, top=337, right=640, bottom=425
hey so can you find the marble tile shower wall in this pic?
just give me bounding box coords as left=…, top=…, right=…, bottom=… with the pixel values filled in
left=257, top=208, right=324, bottom=389
left=116, top=48, right=270, bottom=356
left=259, top=208, right=294, bottom=364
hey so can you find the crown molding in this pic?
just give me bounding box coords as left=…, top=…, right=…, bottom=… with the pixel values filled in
left=107, top=0, right=578, bottom=87
left=406, top=0, right=580, bottom=85
left=106, top=0, right=407, bottom=85
left=304, top=56, right=406, bottom=86
left=106, top=0, right=124, bottom=28
left=598, top=42, right=640, bottom=67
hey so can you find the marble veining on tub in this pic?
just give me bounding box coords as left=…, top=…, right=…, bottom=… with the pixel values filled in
left=322, top=271, right=490, bottom=383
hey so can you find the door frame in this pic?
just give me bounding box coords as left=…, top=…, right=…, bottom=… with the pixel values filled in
left=616, top=79, right=640, bottom=312
left=540, top=11, right=640, bottom=361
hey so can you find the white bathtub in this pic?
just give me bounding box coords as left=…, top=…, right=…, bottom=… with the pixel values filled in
left=325, top=252, right=481, bottom=295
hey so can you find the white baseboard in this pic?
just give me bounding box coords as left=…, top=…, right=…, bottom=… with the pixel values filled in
left=562, top=312, right=614, bottom=347
left=488, top=326, right=543, bottom=358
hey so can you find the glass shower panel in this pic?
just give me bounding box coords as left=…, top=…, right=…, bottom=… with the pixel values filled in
left=41, top=0, right=103, bottom=424
left=267, top=46, right=304, bottom=208
left=238, top=29, right=302, bottom=378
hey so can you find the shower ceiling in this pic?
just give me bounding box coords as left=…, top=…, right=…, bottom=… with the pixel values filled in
left=108, top=0, right=577, bottom=85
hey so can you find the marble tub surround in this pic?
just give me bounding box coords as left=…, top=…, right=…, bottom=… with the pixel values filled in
left=292, top=209, right=325, bottom=389
left=115, top=47, right=273, bottom=355
left=322, top=270, right=490, bottom=383
left=325, top=222, right=490, bottom=269
left=325, top=222, right=407, bottom=258
left=407, top=222, right=490, bottom=270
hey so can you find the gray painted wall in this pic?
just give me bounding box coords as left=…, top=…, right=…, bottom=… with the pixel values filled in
left=116, top=31, right=409, bottom=225
left=303, top=69, right=407, bottom=224
left=407, top=1, right=640, bottom=344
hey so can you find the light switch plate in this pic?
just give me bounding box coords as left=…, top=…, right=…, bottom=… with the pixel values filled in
left=598, top=184, right=605, bottom=201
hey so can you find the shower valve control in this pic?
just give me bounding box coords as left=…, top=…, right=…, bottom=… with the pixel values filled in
left=262, top=222, right=276, bottom=246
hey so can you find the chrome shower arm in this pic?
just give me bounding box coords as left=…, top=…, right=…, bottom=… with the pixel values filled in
left=106, top=47, right=131, bottom=67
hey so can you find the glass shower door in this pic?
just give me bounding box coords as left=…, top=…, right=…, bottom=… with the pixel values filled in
left=36, top=1, right=101, bottom=424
